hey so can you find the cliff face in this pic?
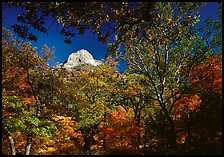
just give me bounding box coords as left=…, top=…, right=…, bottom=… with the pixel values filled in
left=62, top=49, right=102, bottom=68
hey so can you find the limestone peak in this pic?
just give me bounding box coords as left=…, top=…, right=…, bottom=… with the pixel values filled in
left=62, top=49, right=102, bottom=68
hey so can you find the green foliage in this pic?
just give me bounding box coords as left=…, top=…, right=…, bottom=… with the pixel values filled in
left=2, top=27, right=60, bottom=155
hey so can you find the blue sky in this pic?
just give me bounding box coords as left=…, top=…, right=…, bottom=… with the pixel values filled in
left=2, top=2, right=219, bottom=72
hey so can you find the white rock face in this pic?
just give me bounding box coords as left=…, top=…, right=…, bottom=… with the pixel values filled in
left=63, top=49, right=102, bottom=68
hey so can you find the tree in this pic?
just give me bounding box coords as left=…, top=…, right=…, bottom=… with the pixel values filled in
left=182, top=53, right=222, bottom=154
left=117, top=73, right=152, bottom=147
left=3, top=2, right=155, bottom=44
left=54, top=60, right=119, bottom=155
left=2, top=28, right=58, bottom=155
left=107, top=2, right=221, bottom=153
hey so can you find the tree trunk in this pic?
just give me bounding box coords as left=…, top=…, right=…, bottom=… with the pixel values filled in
left=160, top=100, right=179, bottom=153
left=25, top=134, right=32, bottom=155
left=81, top=129, right=91, bottom=155
left=136, top=111, right=141, bottom=147
left=167, top=116, right=179, bottom=153
left=25, top=143, right=32, bottom=155
left=8, top=135, right=16, bottom=155
left=103, top=107, right=107, bottom=149
left=83, top=138, right=91, bottom=155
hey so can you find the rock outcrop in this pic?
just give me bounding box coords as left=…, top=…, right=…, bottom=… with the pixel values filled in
left=52, top=49, right=102, bottom=79
left=61, top=49, right=102, bottom=69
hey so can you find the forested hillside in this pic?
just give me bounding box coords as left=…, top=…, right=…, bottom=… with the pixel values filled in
left=2, top=2, right=222, bottom=155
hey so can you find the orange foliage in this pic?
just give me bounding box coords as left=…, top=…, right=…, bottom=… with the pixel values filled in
left=174, top=54, right=222, bottom=116
left=171, top=54, right=222, bottom=145
left=174, top=94, right=201, bottom=115
left=172, top=94, right=201, bottom=144
left=100, top=106, right=142, bottom=153
left=191, top=53, right=222, bottom=94
left=2, top=58, right=34, bottom=107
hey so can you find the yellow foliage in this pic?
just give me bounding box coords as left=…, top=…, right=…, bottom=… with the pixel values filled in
left=124, top=84, right=143, bottom=96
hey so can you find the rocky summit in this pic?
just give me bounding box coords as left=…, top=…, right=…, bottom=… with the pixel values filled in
left=62, top=49, right=102, bottom=69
